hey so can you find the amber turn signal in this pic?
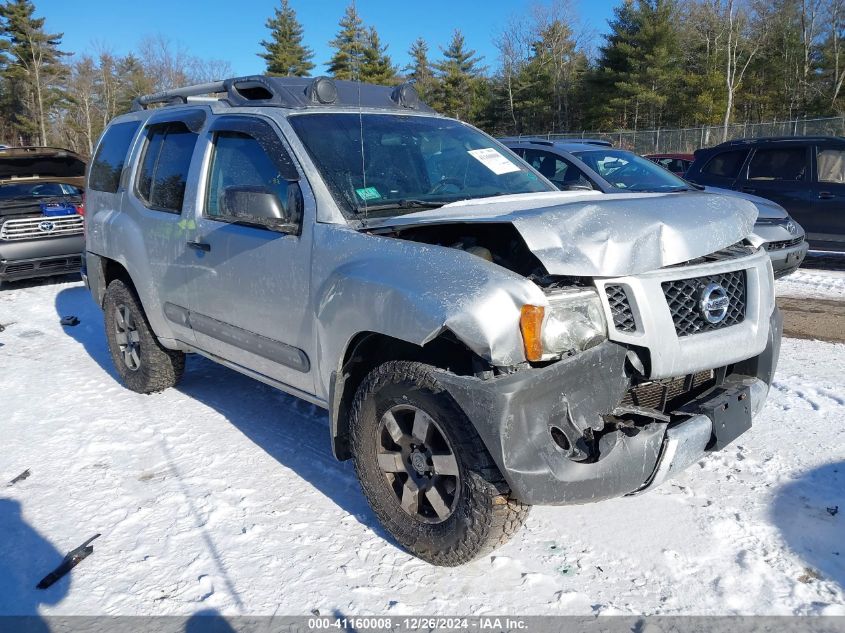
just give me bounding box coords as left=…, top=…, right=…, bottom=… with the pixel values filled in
left=520, top=305, right=545, bottom=362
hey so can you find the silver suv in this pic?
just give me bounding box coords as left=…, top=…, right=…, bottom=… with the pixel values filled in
left=84, top=76, right=782, bottom=566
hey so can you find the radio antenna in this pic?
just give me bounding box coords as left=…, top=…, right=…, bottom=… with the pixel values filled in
left=354, top=4, right=367, bottom=222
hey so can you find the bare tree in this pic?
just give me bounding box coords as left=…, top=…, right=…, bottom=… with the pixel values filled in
left=494, top=14, right=531, bottom=131
left=825, top=0, right=845, bottom=106
left=799, top=0, right=824, bottom=109
left=721, top=0, right=765, bottom=140
left=137, top=35, right=232, bottom=93
left=530, top=0, right=591, bottom=131
left=65, top=56, right=98, bottom=154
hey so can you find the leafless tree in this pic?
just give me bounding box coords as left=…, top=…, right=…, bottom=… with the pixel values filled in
left=720, top=0, right=766, bottom=139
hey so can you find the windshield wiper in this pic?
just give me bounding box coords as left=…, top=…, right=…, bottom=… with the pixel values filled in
left=355, top=199, right=452, bottom=213
left=626, top=186, right=691, bottom=193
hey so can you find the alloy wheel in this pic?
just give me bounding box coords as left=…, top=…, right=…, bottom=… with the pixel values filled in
left=376, top=404, right=460, bottom=523
left=114, top=304, right=141, bottom=371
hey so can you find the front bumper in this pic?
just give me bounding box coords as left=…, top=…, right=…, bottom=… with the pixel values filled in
left=434, top=308, right=782, bottom=506
left=0, top=235, right=84, bottom=281
left=766, top=239, right=809, bottom=278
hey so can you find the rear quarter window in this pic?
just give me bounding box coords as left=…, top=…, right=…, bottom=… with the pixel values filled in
left=136, top=123, right=198, bottom=213
left=702, top=149, right=749, bottom=178
left=89, top=121, right=141, bottom=193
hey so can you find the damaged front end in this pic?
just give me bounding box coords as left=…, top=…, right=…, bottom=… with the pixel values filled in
left=334, top=191, right=780, bottom=504
left=430, top=308, right=782, bottom=506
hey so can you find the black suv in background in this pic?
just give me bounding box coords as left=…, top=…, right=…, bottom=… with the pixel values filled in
left=685, top=136, right=845, bottom=252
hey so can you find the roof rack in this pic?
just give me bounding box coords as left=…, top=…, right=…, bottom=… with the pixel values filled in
left=131, top=75, right=433, bottom=113
left=717, top=135, right=845, bottom=146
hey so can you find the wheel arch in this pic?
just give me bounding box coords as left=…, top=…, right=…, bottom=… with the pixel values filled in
left=328, top=329, right=490, bottom=461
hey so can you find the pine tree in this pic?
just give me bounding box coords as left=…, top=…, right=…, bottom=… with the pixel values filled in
left=327, top=2, right=366, bottom=80
left=259, top=0, right=314, bottom=77
left=359, top=26, right=396, bottom=84
left=405, top=37, right=437, bottom=101
left=0, top=0, right=69, bottom=145
left=434, top=30, right=484, bottom=120
left=588, top=0, right=642, bottom=129
left=588, top=0, right=682, bottom=130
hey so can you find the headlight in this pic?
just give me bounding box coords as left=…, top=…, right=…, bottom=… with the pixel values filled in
left=520, top=289, right=607, bottom=361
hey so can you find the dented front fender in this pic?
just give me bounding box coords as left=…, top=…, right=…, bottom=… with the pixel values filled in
left=310, top=223, right=546, bottom=400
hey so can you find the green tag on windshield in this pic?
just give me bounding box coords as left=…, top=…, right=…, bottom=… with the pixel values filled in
left=355, top=186, right=382, bottom=201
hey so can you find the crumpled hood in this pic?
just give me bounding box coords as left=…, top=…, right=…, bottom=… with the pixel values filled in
left=373, top=190, right=758, bottom=277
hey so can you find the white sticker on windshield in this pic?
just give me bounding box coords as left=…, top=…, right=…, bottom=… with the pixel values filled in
left=468, top=148, right=521, bottom=175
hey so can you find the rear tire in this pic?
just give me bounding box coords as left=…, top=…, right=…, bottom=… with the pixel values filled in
left=103, top=279, right=184, bottom=393
left=350, top=360, right=530, bottom=566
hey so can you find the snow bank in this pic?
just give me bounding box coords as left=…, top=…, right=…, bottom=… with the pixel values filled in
left=777, top=267, right=845, bottom=300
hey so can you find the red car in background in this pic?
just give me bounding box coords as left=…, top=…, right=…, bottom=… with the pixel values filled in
left=645, top=153, right=694, bottom=177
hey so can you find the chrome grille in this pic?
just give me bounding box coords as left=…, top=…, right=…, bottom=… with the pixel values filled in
left=662, top=270, right=746, bottom=336
left=605, top=284, right=636, bottom=332
left=764, top=236, right=804, bottom=251
left=0, top=215, right=83, bottom=241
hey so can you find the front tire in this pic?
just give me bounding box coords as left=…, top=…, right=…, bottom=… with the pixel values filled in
left=350, top=361, right=530, bottom=566
left=103, top=279, right=184, bottom=393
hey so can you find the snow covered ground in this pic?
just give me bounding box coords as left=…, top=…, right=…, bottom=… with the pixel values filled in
left=776, top=258, right=845, bottom=300
left=1, top=277, right=843, bottom=617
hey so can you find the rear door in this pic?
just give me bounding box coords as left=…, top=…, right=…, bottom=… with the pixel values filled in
left=123, top=112, right=205, bottom=344
left=811, top=143, right=845, bottom=249
left=183, top=114, right=316, bottom=395
left=736, top=143, right=815, bottom=228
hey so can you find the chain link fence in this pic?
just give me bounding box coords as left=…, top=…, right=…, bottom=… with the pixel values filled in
left=522, top=116, right=845, bottom=154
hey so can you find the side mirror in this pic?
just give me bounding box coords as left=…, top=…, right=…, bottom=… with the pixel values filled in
left=222, top=185, right=298, bottom=233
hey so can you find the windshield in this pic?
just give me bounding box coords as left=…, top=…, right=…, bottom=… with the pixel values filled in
left=0, top=182, right=82, bottom=202
left=573, top=149, right=690, bottom=192
left=288, top=113, right=551, bottom=218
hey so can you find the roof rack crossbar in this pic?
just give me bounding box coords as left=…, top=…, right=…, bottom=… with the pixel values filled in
left=132, top=81, right=227, bottom=110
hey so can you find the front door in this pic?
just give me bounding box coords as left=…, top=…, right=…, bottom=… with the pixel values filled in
left=184, top=115, right=315, bottom=395
left=735, top=144, right=816, bottom=232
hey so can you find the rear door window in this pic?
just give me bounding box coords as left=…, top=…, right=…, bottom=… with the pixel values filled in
left=816, top=147, right=845, bottom=183
left=522, top=148, right=590, bottom=189
left=89, top=121, right=140, bottom=193
left=747, top=147, right=808, bottom=181
left=702, top=149, right=749, bottom=179
left=136, top=123, right=198, bottom=213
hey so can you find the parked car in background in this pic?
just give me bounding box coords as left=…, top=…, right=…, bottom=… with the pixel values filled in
left=501, top=139, right=808, bottom=277
left=645, top=152, right=694, bottom=176
left=0, top=147, right=86, bottom=285
left=685, top=136, right=845, bottom=252
left=85, top=76, right=780, bottom=565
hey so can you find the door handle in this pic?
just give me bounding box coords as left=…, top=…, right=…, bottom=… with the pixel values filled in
left=818, top=191, right=835, bottom=200
left=741, top=187, right=756, bottom=194
left=187, top=241, right=211, bottom=252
